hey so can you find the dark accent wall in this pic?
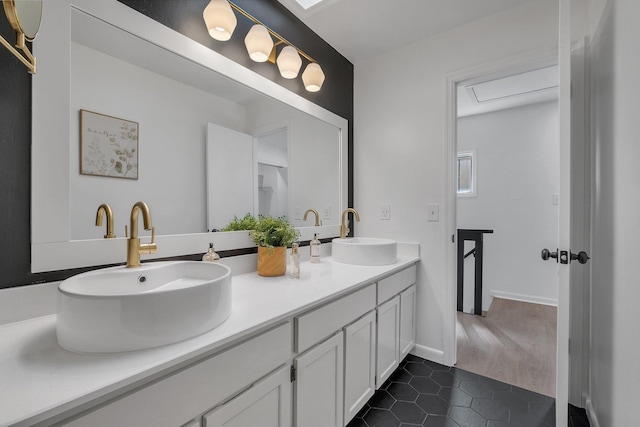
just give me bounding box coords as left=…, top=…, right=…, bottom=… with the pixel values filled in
left=0, top=0, right=353, bottom=289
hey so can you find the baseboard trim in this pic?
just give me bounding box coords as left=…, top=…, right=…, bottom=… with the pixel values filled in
left=585, top=396, right=600, bottom=427
left=410, top=344, right=446, bottom=366
left=489, top=290, right=558, bottom=307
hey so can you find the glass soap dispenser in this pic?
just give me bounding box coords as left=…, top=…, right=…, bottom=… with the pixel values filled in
left=202, top=242, right=220, bottom=263
left=290, top=242, right=300, bottom=278
left=310, top=233, right=321, bottom=263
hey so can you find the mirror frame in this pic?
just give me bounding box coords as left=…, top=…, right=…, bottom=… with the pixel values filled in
left=31, top=0, right=347, bottom=272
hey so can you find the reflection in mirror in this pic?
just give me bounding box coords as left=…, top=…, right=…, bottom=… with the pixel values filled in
left=69, top=8, right=339, bottom=240
left=32, top=0, right=347, bottom=272
left=257, top=129, right=288, bottom=218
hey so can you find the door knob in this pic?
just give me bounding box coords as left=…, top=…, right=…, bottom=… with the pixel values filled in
left=570, top=251, right=590, bottom=264
left=541, top=248, right=558, bottom=262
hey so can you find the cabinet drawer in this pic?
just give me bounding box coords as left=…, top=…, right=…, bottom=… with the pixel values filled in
left=295, top=284, right=376, bottom=353
left=377, top=265, right=416, bottom=304
left=62, top=323, right=292, bottom=427
left=203, top=365, right=291, bottom=427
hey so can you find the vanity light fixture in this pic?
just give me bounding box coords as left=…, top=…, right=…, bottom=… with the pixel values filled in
left=1, top=0, right=42, bottom=73
left=202, top=0, right=325, bottom=91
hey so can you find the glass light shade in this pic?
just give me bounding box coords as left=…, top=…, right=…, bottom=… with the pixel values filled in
left=276, top=46, right=302, bottom=79
left=244, top=25, right=274, bottom=62
left=203, top=0, right=237, bottom=41
left=302, top=63, right=325, bottom=92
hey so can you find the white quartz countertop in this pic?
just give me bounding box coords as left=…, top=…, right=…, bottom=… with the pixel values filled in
left=0, top=255, right=419, bottom=427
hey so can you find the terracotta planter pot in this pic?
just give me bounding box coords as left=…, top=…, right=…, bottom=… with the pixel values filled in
left=257, top=246, right=287, bottom=277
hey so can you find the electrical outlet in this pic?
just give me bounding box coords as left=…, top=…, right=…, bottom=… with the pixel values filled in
left=322, top=206, right=331, bottom=219
left=380, top=205, right=391, bottom=220
left=295, top=207, right=301, bottom=220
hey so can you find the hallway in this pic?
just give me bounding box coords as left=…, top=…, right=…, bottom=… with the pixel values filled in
left=456, top=298, right=557, bottom=397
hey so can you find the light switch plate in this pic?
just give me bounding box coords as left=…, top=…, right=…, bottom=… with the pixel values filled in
left=427, top=204, right=439, bottom=222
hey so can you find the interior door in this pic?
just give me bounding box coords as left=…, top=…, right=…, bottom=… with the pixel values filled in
left=206, top=123, right=255, bottom=231
left=550, top=1, right=590, bottom=424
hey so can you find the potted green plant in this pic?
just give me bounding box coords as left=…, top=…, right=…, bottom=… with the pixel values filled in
left=250, top=215, right=299, bottom=277
left=219, top=213, right=258, bottom=232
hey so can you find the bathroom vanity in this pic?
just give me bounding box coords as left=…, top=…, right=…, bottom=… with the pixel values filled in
left=0, top=250, right=418, bottom=427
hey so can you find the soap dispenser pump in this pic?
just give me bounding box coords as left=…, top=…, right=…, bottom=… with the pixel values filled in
left=290, top=242, right=300, bottom=278
left=202, top=242, right=220, bottom=263
left=310, top=233, right=321, bottom=263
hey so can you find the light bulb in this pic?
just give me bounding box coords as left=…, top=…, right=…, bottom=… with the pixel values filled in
left=277, top=46, right=302, bottom=79
left=203, top=0, right=237, bottom=41
left=302, top=63, right=325, bottom=92
left=244, top=25, right=274, bottom=62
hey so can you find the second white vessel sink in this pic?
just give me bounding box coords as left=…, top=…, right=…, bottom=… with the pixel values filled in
left=56, top=261, right=232, bottom=353
left=332, top=237, right=397, bottom=266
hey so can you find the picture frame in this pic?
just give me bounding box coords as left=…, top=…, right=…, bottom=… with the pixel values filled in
left=80, top=109, right=139, bottom=179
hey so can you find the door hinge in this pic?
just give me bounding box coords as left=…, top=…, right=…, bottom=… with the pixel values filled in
left=290, top=365, right=296, bottom=382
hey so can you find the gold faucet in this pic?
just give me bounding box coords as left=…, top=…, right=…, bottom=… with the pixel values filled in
left=303, top=209, right=320, bottom=226
left=125, top=201, right=157, bottom=268
left=95, top=203, right=116, bottom=238
left=340, top=208, right=360, bottom=239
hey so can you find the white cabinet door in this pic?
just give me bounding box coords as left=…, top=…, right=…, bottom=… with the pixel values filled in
left=204, top=365, right=291, bottom=427
left=294, top=332, right=344, bottom=427
left=399, top=284, right=417, bottom=360
left=376, top=295, right=400, bottom=387
left=343, top=310, right=376, bottom=425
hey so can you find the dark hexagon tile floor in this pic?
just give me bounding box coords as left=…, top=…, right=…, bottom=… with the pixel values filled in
left=346, top=354, right=558, bottom=427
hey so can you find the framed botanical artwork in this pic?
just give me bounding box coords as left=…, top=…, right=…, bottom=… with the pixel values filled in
left=80, top=109, right=139, bottom=179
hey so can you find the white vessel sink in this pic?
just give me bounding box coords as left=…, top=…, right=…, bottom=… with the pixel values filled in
left=56, top=261, right=232, bottom=353
left=332, top=237, right=397, bottom=266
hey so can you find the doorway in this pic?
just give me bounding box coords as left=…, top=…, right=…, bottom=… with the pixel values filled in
left=449, top=59, right=561, bottom=397
left=256, top=128, right=289, bottom=218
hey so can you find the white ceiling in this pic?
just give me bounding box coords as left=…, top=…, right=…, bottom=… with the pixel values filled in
left=277, top=0, right=557, bottom=116
left=277, top=0, right=534, bottom=63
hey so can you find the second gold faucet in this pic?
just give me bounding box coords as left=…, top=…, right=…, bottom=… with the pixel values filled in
left=303, top=209, right=320, bottom=226
left=95, top=203, right=116, bottom=238
left=340, top=208, right=360, bottom=239
left=126, top=201, right=157, bottom=268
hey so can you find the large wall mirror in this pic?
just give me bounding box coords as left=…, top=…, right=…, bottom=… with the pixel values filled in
left=31, top=0, right=347, bottom=272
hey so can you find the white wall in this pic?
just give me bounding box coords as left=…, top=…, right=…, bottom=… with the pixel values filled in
left=247, top=99, right=341, bottom=228
left=457, top=101, right=559, bottom=309
left=354, top=0, right=560, bottom=363
left=588, top=0, right=640, bottom=424
left=70, top=42, right=246, bottom=239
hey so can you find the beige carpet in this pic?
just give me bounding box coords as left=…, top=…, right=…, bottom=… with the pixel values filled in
left=455, top=297, right=557, bottom=397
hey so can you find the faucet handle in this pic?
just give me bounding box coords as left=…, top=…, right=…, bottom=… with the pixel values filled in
left=125, top=225, right=129, bottom=238
left=139, top=227, right=157, bottom=255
